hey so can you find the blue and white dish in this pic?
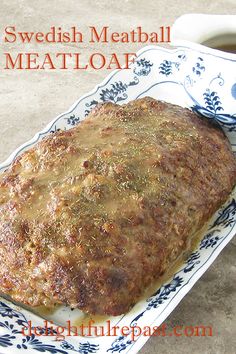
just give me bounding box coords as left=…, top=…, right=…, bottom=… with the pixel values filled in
left=0, top=44, right=236, bottom=354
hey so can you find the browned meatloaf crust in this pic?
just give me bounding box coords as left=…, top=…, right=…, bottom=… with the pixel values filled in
left=0, top=97, right=235, bottom=315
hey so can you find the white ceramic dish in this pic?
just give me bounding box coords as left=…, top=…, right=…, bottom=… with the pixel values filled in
left=171, top=14, right=236, bottom=49
left=0, top=44, right=236, bottom=354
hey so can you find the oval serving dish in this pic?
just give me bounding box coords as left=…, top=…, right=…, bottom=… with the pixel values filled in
left=0, top=27, right=236, bottom=353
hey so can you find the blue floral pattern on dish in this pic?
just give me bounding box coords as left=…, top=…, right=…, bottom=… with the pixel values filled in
left=133, top=58, right=153, bottom=76
left=231, top=83, right=236, bottom=99
left=107, top=336, right=134, bottom=353
left=83, top=77, right=140, bottom=117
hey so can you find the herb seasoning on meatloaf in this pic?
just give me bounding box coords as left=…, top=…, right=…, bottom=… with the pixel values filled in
left=0, top=97, right=235, bottom=315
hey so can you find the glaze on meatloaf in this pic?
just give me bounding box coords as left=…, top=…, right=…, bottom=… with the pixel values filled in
left=0, top=97, right=235, bottom=315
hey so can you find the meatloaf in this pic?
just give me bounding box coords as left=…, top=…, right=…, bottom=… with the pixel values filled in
left=0, top=97, right=235, bottom=315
